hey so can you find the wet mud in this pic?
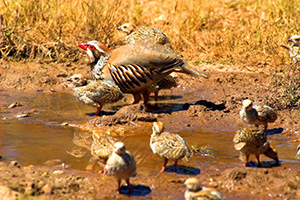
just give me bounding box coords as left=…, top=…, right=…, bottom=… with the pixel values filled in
left=1, top=62, right=300, bottom=199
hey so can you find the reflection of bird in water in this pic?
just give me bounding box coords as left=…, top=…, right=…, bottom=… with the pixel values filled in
left=90, top=132, right=116, bottom=175
left=67, top=74, right=124, bottom=116
left=150, top=121, right=190, bottom=173
left=184, top=177, right=226, bottom=200
left=281, top=35, right=300, bottom=63
left=233, top=128, right=279, bottom=167
left=239, top=99, right=277, bottom=132
left=105, top=142, right=136, bottom=193
left=117, top=22, right=172, bottom=48
left=67, top=131, right=93, bottom=158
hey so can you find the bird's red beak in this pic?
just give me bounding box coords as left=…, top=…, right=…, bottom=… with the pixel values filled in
left=78, top=43, right=88, bottom=50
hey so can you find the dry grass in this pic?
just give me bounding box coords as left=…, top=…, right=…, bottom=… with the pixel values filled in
left=0, top=0, right=299, bottom=66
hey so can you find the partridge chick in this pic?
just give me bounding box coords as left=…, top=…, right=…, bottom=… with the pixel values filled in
left=105, top=142, right=136, bottom=193
left=90, top=132, right=116, bottom=175
left=117, top=23, right=171, bottom=48
left=233, top=128, right=279, bottom=167
left=67, top=74, right=124, bottom=116
left=79, top=41, right=202, bottom=106
left=184, top=177, right=226, bottom=200
left=281, top=35, right=300, bottom=63
left=240, top=99, right=277, bottom=132
left=150, top=121, right=190, bottom=173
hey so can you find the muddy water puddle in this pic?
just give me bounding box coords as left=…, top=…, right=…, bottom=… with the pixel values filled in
left=1, top=91, right=300, bottom=198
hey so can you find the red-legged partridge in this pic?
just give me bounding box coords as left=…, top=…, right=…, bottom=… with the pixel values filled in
left=184, top=177, right=226, bottom=200
left=117, top=23, right=171, bottom=48
left=150, top=121, right=190, bottom=173
left=79, top=41, right=202, bottom=106
left=240, top=99, right=277, bottom=132
left=90, top=132, right=116, bottom=175
left=79, top=41, right=178, bottom=102
left=67, top=74, right=124, bottom=116
left=233, top=128, right=279, bottom=167
left=105, top=142, right=136, bottom=193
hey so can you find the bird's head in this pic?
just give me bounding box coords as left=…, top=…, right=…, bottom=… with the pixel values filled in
left=183, top=177, right=202, bottom=192
left=117, top=23, right=136, bottom=34
left=152, top=121, right=165, bottom=135
left=287, top=35, right=300, bottom=46
left=242, top=99, right=253, bottom=111
left=67, top=74, right=87, bottom=86
left=78, top=40, right=110, bottom=64
left=113, top=142, right=126, bottom=155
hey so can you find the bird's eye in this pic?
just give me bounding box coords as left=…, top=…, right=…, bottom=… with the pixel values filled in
left=74, top=77, right=79, bottom=80
left=123, top=26, right=127, bottom=29
left=89, top=45, right=96, bottom=50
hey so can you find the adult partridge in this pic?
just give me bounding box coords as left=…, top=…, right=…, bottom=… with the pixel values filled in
left=78, top=41, right=202, bottom=106
left=67, top=74, right=124, bottom=116
left=150, top=121, right=190, bottom=173
left=79, top=40, right=178, bottom=102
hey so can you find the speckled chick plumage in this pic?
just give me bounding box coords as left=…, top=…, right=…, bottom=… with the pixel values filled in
left=239, top=99, right=277, bottom=131
left=105, top=142, right=136, bottom=192
left=117, top=23, right=171, bottom=48
left=184, top=177, right=226, bottom=200
left=91, top=133, right=116, bottom=164
left=233, top=128, right=279, bottom=166
left=68, top=74, right=124, bottom=114
left=286, top=35, right=300, bottom=63
left=150, top=121, right=190, bottom=172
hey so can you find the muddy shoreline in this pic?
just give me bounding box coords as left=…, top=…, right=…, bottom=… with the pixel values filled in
left=1, top=61, right=300, bottom=199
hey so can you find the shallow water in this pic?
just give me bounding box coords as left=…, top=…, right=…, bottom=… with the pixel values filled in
left=1, top=90, right=300, bottom=175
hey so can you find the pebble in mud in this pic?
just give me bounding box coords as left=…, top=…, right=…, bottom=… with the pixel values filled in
left=9, top=161, right=20, bottom=168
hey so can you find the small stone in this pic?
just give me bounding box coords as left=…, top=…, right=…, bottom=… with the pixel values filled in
left=16, top=114, right=30, bottom=118
left=53, top=170, right=64, bottom=175
left=60, top=122, right=69, bottom=126
left=42, top=184, right=52, bottom=194
left=7, top=102, right=23, bottom=109
left=9, top=161, right=20, bottom=168
left=50, top=88, right=56, bottom=92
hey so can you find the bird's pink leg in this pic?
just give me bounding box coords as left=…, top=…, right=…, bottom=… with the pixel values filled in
left=101, top=165, right=108, bottom=176
left=245, top=154, right=250, bottom=167
left=160, top=158, right=168, bottom=173
left=142, top=90, right=150, bottom=106
left=95, top=105, right=102, bottom=116
left=174, top=160, right=178, bottom=172
left=256, top=154, right=262, bottom=167
left=126, top=178, right=133, bottom=193
left=117, top=179, right=121, bottom=193
left=264, top=124, right=268, bottom=133
left=132, top=93, right=141, bottom=104
left=154, top=91, right=159, bottom=101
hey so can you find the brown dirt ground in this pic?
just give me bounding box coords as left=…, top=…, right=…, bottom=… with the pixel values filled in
left=1, top=61, right=300, bottom=199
